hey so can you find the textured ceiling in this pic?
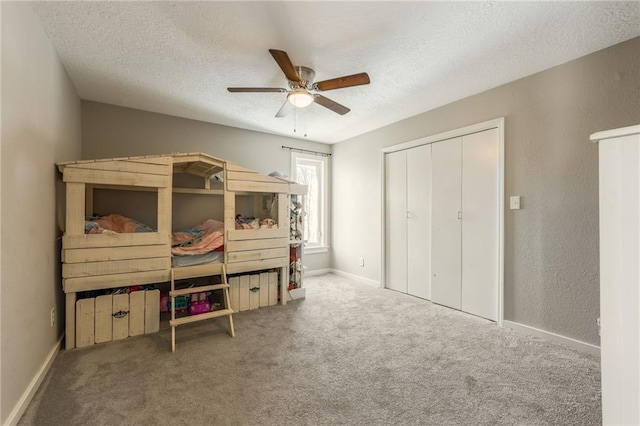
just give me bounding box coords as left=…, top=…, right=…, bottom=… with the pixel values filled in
left=32, top=2, right=640, bottom=144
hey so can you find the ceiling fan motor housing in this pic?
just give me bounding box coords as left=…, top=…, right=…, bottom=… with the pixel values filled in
left=291, top=66, right=315, bottom=90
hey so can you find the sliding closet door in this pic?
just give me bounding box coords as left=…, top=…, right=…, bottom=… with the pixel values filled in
left=385, top=150, right=407, bottom=293
left=431, top=138, right=462, bottom=309
left=461, top=129, right=499, bottom=320
left=407, top=144, right=432, bottom=299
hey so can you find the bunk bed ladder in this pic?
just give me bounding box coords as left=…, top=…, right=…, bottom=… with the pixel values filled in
left=169, top=265, right=235, bottom=352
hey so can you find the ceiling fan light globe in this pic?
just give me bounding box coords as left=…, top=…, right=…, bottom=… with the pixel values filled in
left=287, top=90, right=314, bottom=108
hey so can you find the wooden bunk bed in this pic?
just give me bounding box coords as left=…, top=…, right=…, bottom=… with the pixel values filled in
left=57, top=153, right=293, bottom=350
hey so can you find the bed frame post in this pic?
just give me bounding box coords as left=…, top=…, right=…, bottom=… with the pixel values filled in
left=64, top=181, right=85, bottom=349
left=65, top=182, right=85, bottom=236
left=65, top=292, right=76, bottom=349
left=223, top=164, right=235, bottom=265
left=157, top=156, right=173, bottom=247
left=278, top=193, right=289, bottom=305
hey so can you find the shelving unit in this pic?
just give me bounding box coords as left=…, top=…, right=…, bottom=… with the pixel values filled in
left=288, top=184, right=308, bottom=300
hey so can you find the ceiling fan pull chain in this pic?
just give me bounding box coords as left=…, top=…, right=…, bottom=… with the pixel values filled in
left=293, top=106, right=297, bottom=133
left=304, top=108, right=308, bottom=138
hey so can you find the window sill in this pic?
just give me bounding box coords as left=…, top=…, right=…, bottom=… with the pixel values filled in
left=304, top=246, right=329, bottom=255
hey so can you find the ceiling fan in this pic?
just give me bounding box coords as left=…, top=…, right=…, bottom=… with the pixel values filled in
left=227, top=49, right=370, bottom=117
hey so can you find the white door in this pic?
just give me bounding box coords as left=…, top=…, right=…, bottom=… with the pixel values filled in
left=431, top=137, right=462, bottom=310
left=385, top=150, right=407, bottom=293
left=597, top=129, right=640, bottom=426
left=461, top=129, right=499, bottom=321
left=407, top=144, right=432, bottom=299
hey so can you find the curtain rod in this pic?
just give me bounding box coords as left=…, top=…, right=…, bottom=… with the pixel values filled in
left=282, top=145, right=332, bottom=157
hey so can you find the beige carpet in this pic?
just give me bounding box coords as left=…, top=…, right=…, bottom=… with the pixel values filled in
left=20, top=273, right=601, bottom=425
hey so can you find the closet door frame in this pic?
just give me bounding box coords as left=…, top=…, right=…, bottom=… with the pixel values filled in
left=380, top=117, right=505, bottom=325
left=384, top=149, right=408, bottom=293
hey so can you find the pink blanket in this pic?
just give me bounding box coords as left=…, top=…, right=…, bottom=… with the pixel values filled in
left=171, top=219, right=224, bottom=256
left=85, top=214, right=154, bottom=234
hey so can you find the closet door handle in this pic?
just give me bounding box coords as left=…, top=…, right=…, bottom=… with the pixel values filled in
left=407, top=211, right=411, bottom=219
left=457, top=211, right=462, bottom=220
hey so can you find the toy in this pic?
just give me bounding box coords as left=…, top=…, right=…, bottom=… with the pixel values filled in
left=160, top=294, right=189, bottom=313
left=189, top=292, right=211, bottom=315
left=260, top=218, right=277, bottom=229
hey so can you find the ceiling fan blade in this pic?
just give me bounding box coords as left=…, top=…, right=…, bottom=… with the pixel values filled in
left=314, top=73, right=370, bottom=91
left=269, top=49, right=301, bottom=82
left=314, top=95, right=350, bottom=115
left=227, top=87, right=287, bottom=93
left=275, top=100, right=293, bottom=118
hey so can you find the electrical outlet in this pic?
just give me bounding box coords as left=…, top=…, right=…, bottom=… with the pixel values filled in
left=50, top=307, right=56, bottom=327
left=510, top=196, right=521, bottom=210
left=358, top=257, right=364, bottom=267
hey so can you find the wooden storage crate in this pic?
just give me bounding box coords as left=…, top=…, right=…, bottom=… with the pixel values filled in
left=228, top=272, right=278, bottom=313
left=75, top=289, right=160, bottom=347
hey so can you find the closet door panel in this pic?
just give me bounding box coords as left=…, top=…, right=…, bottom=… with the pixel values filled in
left=385, top=150, right=408, bottom=293
left=431, top=138, right=462, bottom=309
left=461, top=129, right=499, bottom=321
left=407, top=144, right=431, bottom=299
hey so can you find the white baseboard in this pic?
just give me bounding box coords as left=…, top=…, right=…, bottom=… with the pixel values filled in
left=5, top=336, right=62, bottom=425
left=326, top=269, right=381, bottom=288
left=305, top=268, right=332, bottom=277
left=503, top=320, right=600, bottom=357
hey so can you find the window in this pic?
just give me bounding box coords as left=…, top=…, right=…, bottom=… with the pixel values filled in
left=291, top=152, right=329, bottom=253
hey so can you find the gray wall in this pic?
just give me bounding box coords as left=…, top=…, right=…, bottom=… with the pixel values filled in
left=1, top=3, right=81, bottom=422
left=331, top=37, right=640, bottom=346
left=81, top=101, right=332, bottom=270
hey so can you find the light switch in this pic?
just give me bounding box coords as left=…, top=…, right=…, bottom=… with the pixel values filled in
left=510, top=196, right=521, bottom=210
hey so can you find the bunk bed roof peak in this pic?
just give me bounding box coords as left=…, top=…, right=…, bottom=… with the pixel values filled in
left=55, top=153, right=296, bottom=186
left=171, top=153, right=224, bottom=178
left=56, top=153, right=226, bottom=177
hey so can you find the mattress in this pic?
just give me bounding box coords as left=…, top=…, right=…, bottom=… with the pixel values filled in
left=171, top=250, right=224, bottom=267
